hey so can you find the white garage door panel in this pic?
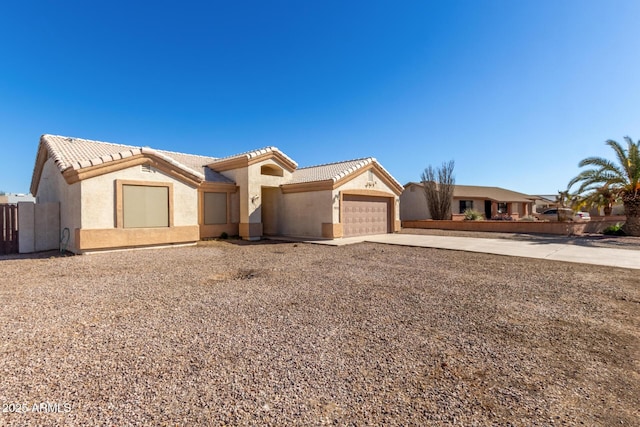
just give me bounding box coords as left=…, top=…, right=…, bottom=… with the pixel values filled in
left=343, top=195, right=390, bottom=237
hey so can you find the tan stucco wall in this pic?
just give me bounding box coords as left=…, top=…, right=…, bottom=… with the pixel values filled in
left=80, top=164, right=198, bottom=229
left=36, top=158, right=81, bottom=251
left=280, top=190, right=333, bottom=237
left=18, top=202, right=60, bottom=253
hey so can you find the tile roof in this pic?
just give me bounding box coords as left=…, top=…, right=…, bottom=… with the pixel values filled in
left=208, top=146, right=298, bottom=168
left=37, top=135, right=402, bottom=189
left=39, top=134, right=233, bottom=183
left=289, top=157, right=402, bottom=189
left=289, top=158, right=373, bottom=184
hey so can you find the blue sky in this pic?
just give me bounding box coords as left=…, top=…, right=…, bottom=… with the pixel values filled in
left=1, top=0, right=639, bottom=195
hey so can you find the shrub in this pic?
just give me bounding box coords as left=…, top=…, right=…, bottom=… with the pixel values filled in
left=219, top=232, right=229, bottom=239
left=463, top=209, right=484, bottom=221
left=491, top=214, right=513, bottom=221
left=603, top=223, right=626, bottom=236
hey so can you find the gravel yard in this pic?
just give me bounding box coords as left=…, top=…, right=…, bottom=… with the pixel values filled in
left=1, top=239, right=638, bottom=426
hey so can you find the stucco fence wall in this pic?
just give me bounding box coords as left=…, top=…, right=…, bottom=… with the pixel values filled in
left=402, top=216, right=627, bottom=236
left=18, top=202, right=61, bottom=253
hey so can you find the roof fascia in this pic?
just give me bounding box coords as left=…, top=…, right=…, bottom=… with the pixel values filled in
left=280, top=180, right=334, bottom=194
left=333, top=163, right=403, bottom=195
left=62, top=154, right=203, bottom=187
left=30, top=140, right=50, bottom=195
left=199, top=181, right=238, bottom=192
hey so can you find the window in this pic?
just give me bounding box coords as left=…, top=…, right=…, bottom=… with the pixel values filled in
left=497, top=202, right=508, bottom=214
left=204, top=192, right=227, bottom=224
left=459, top=200, right=473, bottom=213
left=122, top=184, right=169, bottom=228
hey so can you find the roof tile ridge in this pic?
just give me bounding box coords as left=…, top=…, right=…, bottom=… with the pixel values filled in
left=210, top=146, right=278, bottom=162
left=209, top=146, right=298, bottom=168
left=154, top=147, right=218, bottom=160
left=329, top=158, right=374, bottom=182
left=41, top=134, right=68, bottom=171
left=297, top=157, right=373, bottom=171
left=141, top=147, right=205, bottom=179
left=48, top=134, right=138, bottom=150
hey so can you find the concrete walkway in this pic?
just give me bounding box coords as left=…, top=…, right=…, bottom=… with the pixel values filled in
left=303, top=233, right=640, bottom=270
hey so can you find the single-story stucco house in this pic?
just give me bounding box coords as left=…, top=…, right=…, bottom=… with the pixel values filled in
left=30, top=135, right=402, bottom=253
left=400, top=182, right=538, bottom=221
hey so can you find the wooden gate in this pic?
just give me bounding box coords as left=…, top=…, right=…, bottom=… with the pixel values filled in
left=1, top=204, right=18, bottom=255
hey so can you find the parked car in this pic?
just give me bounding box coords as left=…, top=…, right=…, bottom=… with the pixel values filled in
left=534, top=208, right=591, bottom=222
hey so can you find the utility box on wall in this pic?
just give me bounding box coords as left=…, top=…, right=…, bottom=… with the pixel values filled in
left=18, top=202, right=60, bottom=253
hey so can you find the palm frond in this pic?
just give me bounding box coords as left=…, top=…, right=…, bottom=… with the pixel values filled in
left=569, top=136, right=640, bottom=203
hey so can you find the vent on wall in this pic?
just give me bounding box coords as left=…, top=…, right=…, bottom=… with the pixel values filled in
left=141, top=164, right=152, bottom=173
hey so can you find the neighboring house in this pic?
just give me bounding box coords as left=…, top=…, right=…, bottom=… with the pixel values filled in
left=30, top=135, right=402, bottom=253
left=401, top=182, right=538, bottom=221
left=0, top=193, right=35, bottom=204
left=533, top=195, right=557, bottom=214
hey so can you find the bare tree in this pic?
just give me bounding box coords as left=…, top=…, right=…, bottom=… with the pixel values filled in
left=421, top=160, right=455, bottom=220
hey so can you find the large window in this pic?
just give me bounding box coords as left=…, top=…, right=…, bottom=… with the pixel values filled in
left=204, top=192, right=227, bottom=225
left=122, top=184, right=169, bottom=228
left=459, top=200, right=473, bottom=213
left=497, top=202, right=508, bottom=214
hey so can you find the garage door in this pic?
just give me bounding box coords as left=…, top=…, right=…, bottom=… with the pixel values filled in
left=343, top=195, right=390, bottom=237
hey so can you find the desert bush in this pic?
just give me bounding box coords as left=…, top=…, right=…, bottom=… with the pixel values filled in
left=603, top=223, right=626, bottom=236
left=491, top=214, right=513, bottom=221
left=421, top=160, right=455, bottom=220
left=463, top=209, right=484, bottom=221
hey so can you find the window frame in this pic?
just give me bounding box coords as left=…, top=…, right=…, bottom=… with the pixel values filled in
left=203, top=191, right=228, bottom=225
left=115, top=180, right=174, bottom=228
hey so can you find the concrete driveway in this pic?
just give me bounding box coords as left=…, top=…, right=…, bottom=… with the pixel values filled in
left=305, top=233, right=640, bottom=270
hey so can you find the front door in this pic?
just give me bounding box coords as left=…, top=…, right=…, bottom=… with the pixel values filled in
left=484, top=200, right=492, bottom=220
left=261, top=187, right=280, bottom=235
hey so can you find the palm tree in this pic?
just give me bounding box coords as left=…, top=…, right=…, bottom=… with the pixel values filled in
left=576, top=185, right=618, bottom=216
left=568, top=136, right=640, bottom=236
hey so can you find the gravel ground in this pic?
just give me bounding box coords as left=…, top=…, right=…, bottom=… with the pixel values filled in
left=1, top=239, right=638, bottom=426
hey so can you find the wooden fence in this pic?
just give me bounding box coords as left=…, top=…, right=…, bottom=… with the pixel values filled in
left=1, top=204, right=18, bottom=255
